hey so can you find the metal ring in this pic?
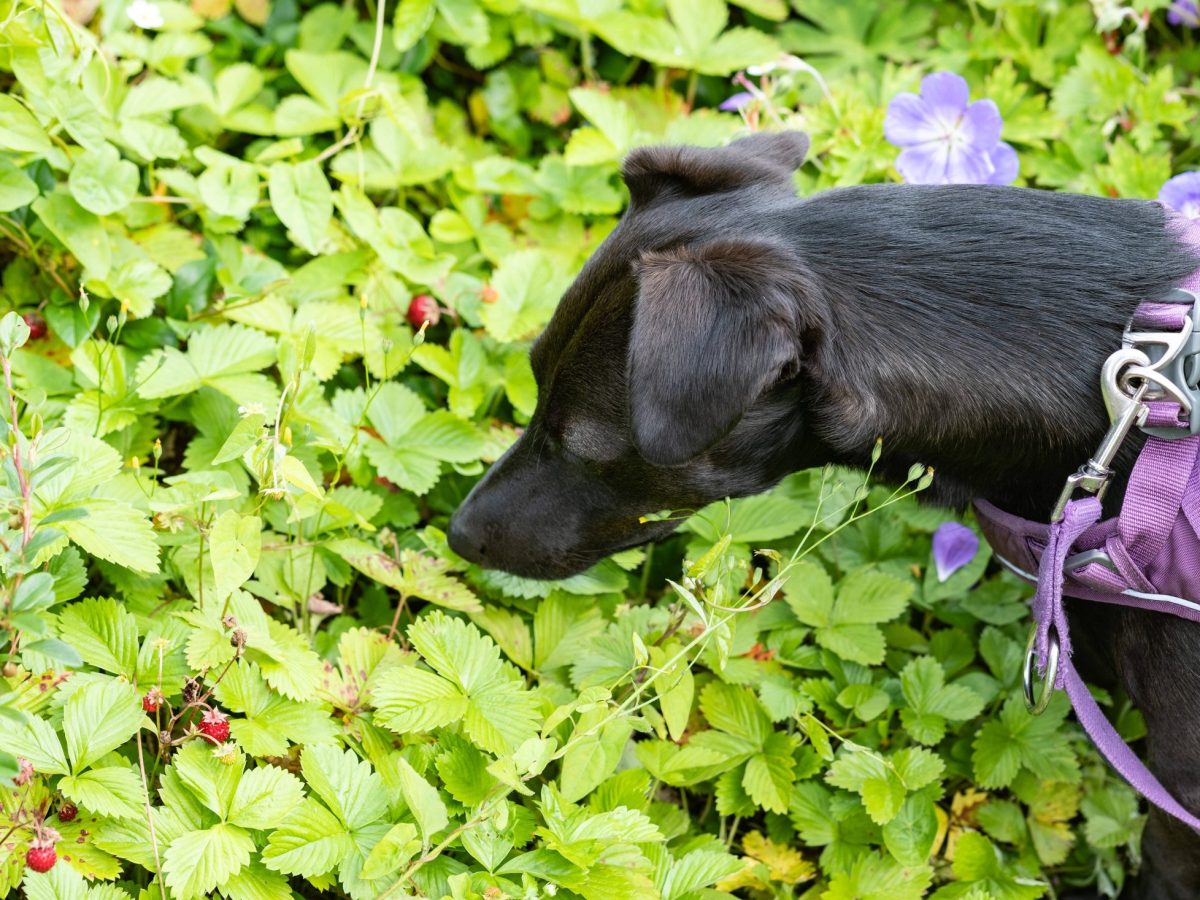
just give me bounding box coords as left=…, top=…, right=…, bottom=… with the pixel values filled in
left=1023, top=625, right=1059, bottom=716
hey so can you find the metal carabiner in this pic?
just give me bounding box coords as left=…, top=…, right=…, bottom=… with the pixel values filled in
left=1023, top=623, right=1060, bottom=715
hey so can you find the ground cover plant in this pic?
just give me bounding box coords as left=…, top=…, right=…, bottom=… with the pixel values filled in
left=2, top=0, right=1199, bottom=896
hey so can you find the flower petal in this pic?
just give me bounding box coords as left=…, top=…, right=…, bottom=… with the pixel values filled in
left=920, top=71, right=970, bottom=130
left=884, top=93, right=942, bottom=148
left=945, top=144, right=995, bottom=185
left=1169, top=0, right=1200, bottom=26
left=932, top=522, right=979, bottom=582
left=719, top=91, right=754, bottom=112
left=896, top=143, right=951, bottom=184
left=960, top=99, right=1003, bottom=150
left=1159, top=172, right=1200, bottom=217
left=986, top=142, right=1020, bottom=185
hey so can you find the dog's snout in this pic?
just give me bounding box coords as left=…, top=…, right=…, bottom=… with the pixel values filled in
left=447, top=506, right=488, bottom=566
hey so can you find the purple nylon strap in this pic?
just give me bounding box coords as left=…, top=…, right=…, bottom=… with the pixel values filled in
left=1036, top=498, right=1200, bottom=831
left=994, top=212, right=1200, bottom=829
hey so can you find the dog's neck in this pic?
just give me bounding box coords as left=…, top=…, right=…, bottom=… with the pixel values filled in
left=782, top=184, right=1195, bottom=520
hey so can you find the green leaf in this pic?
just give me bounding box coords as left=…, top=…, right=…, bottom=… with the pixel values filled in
left=882, top=793, right=939, bottom=865
left=0, top=157, right=38, bottom=212
left=60, top=765, right=145, bottom=819
left=823, top=850, right=933, bottom=900
left=659, top=848, right=744, bottom=900
left=700, top=682, right=772, bottom=747
left=301, top=745, right=389, bottom=831
left=973, top=696, right=1079, bottom=789
left=33, top=192, right=112, bottom=279
left=559, top=710, right=631, bottom=803
left=268, top=161, right=332, bottom=255
left=262, top=797, right=354, bottom=877
left=229, top=764, right=305, bottom=830
left=374, top=665, right=469, bottom=733
left=899, top=656, right=985, bottom=745
left=0, top=712, right=69, bottom=775
left=136, top=323, right=278, bottom=405
left=0, top=96, right=53, bottom=155
left=68, top=144, right=140, bottom=216
left=742, top=732, right=796, bottom=814
left=56, top=597, right=139, bottom=677
left=360, top=822, right=420, bottom=880
left=58, top=498, right=160, bottom=574
left=480, top=249, right=573, bottom=343
left=212, top=412, right=267, bottom=465
left=65, top=679, right=145, bottom=773
left=384, top=612, right=541, bottom=754
left=173, top=740, right=242, bottom=819
left=163, top=823, right=255, bottom=900
left=209, top=511, right=262, bottom=602
left=394, top=755, right=450, bottom=842
left=394, top=0, right=436, bottom=51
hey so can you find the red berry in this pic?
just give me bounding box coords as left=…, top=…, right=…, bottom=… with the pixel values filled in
left=197, top=708, right=230, bottom=743
left=142, top=687, right=163, bottom=713
left=56, top=801, right=77, bottom=823
left=26, top=846, right=56, bottom=873
left=22, top=313, right=47, bottom=341
left=406, top=294, right=440, bottom=329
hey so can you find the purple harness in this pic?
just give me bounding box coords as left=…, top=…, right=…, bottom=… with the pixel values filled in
left=974, top=217, right=1200, bottom=829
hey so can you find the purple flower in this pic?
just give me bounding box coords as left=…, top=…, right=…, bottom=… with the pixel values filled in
left=1160, top=172, right=1200, bottom=219
left=720, top=91, right=754, bottom=112
left=1168, top=0, right=1200, bottom=27
left=932, top=522, right=979, bottom=582
left=884, top=72, right=1018, bottom=186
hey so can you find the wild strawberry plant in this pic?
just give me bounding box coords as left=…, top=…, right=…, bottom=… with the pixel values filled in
left=1, top=0, right=1193, bottom=897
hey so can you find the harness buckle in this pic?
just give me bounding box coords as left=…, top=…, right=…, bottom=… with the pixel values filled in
left=1123, top=289, right=1200, bottom=439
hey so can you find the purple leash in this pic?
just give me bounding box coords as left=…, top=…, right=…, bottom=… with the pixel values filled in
left=981, top=216, right=1200, bottom=830
left=1031, top=496, right=1200, bottom=831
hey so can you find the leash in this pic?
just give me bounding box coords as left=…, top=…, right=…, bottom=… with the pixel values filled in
left=975, top=238, right=1200, bottom=831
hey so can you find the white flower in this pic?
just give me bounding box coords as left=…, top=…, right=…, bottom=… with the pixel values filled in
left=127, top=0, right=164, bottom=29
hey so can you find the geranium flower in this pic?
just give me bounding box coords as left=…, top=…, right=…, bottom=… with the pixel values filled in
left=1168, top=0, right=1200, bottom=27
left=884, top=71, right=1018, bottom=186
left=1160, top=172, right=1200, bottom=219
left=719, top=91, right=754, bottom=112
left=932, top=521, right=979, bottom=582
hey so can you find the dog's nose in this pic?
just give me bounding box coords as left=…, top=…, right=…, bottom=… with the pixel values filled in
left=447, top=507, right=487, bottom=565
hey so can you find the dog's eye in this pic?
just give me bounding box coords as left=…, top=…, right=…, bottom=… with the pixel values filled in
left=561, top=419, right=625, bottom=464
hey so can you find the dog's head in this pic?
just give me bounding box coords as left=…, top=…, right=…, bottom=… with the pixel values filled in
left=447, top=131, right=831, bottom=579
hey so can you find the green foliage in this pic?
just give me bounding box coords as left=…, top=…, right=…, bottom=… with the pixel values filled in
left=0, top=0, right=1186, bottom=897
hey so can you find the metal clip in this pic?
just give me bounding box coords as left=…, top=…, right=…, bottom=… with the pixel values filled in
left=1051, top=380, right=1149, bottom=522
left=1023, top=623, right=1060, bottom=715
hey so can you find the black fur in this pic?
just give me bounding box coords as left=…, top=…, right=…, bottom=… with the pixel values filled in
left=447, top=132, right=1200, bottom=896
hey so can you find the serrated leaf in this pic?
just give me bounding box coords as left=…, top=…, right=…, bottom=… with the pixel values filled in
left=210, top=510, right=262, bottom=602
left=262, top=796, right=354, bottom=877
left=374, top=666, right=469, bottom=733
left=268, top=161, right=332, bottom=255
left=56, top=598, right=139, bottom=677
left=0, top=712, right=69, bottom=775
left=163, top=823, right=254, bottom=900
left=60, top=765, right=145, bottom=819
left=394, top=755, right=449, bottom=842
left=229, top=764, right=305, bottom=830
left=301, top=745, right=388, bottom=831
left=65, top=679, right=145, bottom=773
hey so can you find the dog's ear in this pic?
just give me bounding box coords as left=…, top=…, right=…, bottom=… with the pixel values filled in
left=627, top=239, right=812, bottom=466
left=623, top=131, right=809, bottom=209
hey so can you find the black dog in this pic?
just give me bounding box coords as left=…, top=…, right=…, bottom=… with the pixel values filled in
left=447, top=131, right=1200, bottom=897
